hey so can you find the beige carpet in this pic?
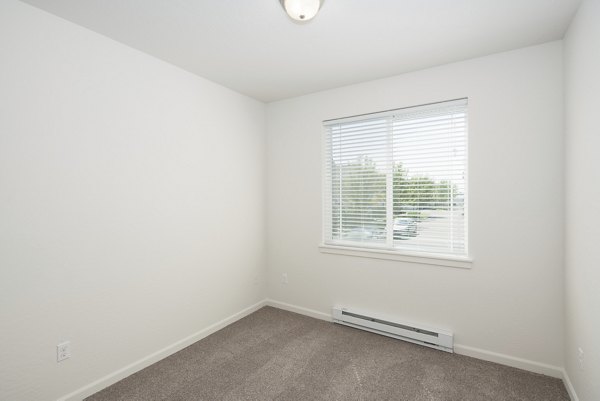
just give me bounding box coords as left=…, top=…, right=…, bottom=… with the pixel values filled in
left=85, top=306, right=569, bottom=401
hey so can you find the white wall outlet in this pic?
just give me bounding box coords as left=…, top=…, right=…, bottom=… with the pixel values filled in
left=57, top=341, right=71, bottom=362
left=281, top=273, right=288, bottom=284
left=578, top=347, right=584, bottom=370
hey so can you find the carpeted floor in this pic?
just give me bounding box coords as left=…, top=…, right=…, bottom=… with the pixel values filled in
left=85, top=306, right=569, bottom=401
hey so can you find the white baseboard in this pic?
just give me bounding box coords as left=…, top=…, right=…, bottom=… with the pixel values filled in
left=57, top=299, right=268, bottom=401
left=453, top=344, right=563, bottom=378
left=561, top=369, right=580, bottom=401
left=266, top=299, right=566, bottom=380
left=266, top=299, right=331, bottom=321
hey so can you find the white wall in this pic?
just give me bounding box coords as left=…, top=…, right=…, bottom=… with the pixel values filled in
left=564, top=2, right=600, bottom=400
left=0, top=1, right=576, bottom=399
left=0, top=1, right=266, bottom=400
left=267, top=42, right=565, bottom=370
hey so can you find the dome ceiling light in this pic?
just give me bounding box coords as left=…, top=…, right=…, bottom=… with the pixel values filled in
left=279, top=0, right=323, bottom=22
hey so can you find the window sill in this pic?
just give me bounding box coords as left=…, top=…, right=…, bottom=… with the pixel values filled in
left=318, top=244, right=473, bottom=269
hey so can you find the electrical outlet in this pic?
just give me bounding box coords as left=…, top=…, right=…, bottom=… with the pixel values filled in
left=578, top=347, right=584, bottom=370
left=281, top=273, right=288, bottom=284
left=57, top=341, right=71, bottom=362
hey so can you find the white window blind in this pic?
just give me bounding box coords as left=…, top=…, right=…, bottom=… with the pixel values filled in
left=323, top=98, right=468, bottom=257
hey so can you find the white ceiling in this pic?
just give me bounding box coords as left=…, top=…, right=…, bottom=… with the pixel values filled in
left=21, top=0, right=581, bottom=102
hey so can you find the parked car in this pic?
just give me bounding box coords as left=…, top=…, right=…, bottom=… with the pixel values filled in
left=343, top=226, right=386, bottom=241
left=393, top=217, right=417, bottom=239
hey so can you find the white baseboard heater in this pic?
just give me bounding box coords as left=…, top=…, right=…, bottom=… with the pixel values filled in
left=332, top=306, right=454, bottom=353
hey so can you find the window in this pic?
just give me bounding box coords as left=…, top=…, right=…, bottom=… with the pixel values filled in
left=322, top=99, right=468, bottom=259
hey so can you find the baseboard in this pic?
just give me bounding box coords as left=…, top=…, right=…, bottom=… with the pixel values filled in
left=561, top=368, right=580, bottom=401
left=57, top=299, right=268, bottom=401
left=265, top=299, right=331, bottom=322
left=453, top=344, right=563, bottom=378
left=266, top=299, right=565, bottom=380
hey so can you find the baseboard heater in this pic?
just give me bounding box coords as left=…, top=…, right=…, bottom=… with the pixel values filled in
left=332, top=306, right=454, bottom=353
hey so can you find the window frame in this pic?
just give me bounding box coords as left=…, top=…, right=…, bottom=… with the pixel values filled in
left=320, top=98, right=472, bottom=268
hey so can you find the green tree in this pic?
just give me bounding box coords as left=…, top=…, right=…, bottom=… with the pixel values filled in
left=331, top=158, right=460, bottom=238
left=331, top=156, right=386, bottom=238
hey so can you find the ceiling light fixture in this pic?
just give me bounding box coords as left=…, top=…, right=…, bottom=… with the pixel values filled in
left=279, top=0, right=323, bottom=22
